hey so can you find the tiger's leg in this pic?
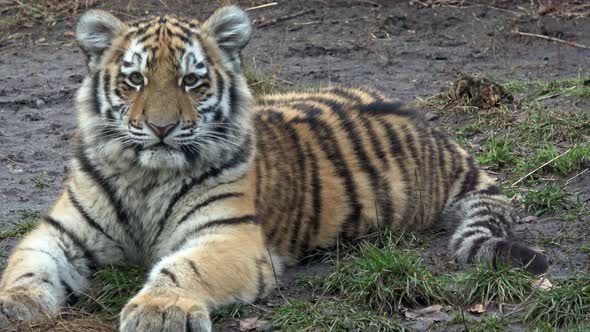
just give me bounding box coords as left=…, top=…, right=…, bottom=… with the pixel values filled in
left=120, top=220, right=277, bottom=332
left=0, top=189, right=125, bottom=328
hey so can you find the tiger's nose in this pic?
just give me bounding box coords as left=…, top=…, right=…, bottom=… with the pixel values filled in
left=147, top=122, right=178, bottom=139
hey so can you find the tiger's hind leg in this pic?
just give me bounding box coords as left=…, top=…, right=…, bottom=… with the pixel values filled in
left=443, top=186, right=548, bottom=275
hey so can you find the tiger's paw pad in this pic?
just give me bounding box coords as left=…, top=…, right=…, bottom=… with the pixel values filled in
left=120, top=300, right=211, bottom=332
left=0, top=291, right=50, bottom=328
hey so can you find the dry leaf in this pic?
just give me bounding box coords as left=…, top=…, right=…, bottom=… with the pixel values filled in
left=533, top=278, right=554, bottom=290
left=239, top=317, right=259, bottom=331
left=467, top=303, right=486, bottom=314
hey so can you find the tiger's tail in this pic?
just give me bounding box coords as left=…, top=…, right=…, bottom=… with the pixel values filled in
left=443, top=185, right=548, bottom=275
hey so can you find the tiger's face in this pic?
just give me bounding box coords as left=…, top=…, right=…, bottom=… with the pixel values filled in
left=75, top=6, right=253, bottom=170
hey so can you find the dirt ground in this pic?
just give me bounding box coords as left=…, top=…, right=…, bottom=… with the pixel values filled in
left=0, top=0, right=589, bottom=331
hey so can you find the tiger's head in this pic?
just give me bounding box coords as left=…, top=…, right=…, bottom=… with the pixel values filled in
left=75, top=6, right=253, bottom=171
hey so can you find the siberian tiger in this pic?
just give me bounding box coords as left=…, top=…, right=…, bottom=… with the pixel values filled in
left=0, top=5, right=548, bottom=332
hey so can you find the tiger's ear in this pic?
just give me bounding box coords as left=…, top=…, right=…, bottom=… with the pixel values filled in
left=76, top=10, right=126, bottom=69
left=202, top=6, right=251, bottom=69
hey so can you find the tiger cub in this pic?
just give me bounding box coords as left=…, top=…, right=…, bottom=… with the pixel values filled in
left=0, top=5, right=547, bottom=331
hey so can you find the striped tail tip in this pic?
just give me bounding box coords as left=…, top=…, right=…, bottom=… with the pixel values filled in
left=494, top=240, right=549, bottom=275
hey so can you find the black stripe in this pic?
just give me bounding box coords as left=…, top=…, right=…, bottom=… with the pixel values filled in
left=427, top=131, right=440, bottom=220
left=67, top=187, right=120, bottom=245
left=43, top=216, right=97, bottom=272
left=186, top=259, right=201, bottom=277
left=470, top=209, right=511, bottom=226
left=151, top=179, right=198, bottom=246
left=323, top=86, right=364, bottom=104
left=14, top=272, right=35, bottom=283
left=91, top=71, right=101, bottom=114
left=75, top=147, right=141, bottom=249
left=467, top=236, right=492, bottom=261
left=172, top=215, right=258, bottom=251
left=303, top=143, right=322, bottom=253
left=453, top=229, right=487, bottom=252
left=255, top=261, right=265, bottom=301
left=227, top=71, right=239, bottom=116
left=176, top=192, right=244, bottom=227
left=381, top=122, right=412, bottom=226
left=61, top=279, right=79, bottom=306
left=290, top=106, right=362, bottom=240
left=168, top=31, right=190, bottom=43
left=193, top=135, right=251, bottom=186
left=358, top=101, right=418, bottom=118
left=458, top=157, right=480, bottom=197
left=326, top=98, right=389, bottom=232
left=361, top=116, right=388, bottom=170
left=279, top=116, right=308, bottom=256
left=103, top=71, right=113, bottom=110
left=256, top=118, right=294, bottom=245
left=468, top=219, right=505, bottom=237
left=160, top=268, right=180, bottom=287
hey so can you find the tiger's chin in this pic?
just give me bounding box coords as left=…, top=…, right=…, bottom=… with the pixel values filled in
left=137, top=145, right=189, bottom=170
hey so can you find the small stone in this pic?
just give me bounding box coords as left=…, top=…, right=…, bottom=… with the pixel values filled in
left=35, top=99, right=45, bottom=107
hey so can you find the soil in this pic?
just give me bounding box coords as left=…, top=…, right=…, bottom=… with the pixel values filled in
left=0, top=0, right=589, bottom=331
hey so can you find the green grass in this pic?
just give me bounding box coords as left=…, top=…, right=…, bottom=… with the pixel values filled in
left=270, top=299, right=403, bottom=332
left=455, top=263, right=534, bottom=306
left=523, top=183, right=569, bottom=216
left=475, top=134, right=517, bottom=170
left=524, top=274, right=590, bottom=328
left=505, top=75, right=590, bottom=100
left=308, top=235, right=448, bottom=313
left=0, top=210, right=39, bottom=240
left=31, top=171, right=51, bottom=190
left=76, top=264, right=146, bottom=315
left=212, top=303, right=248, bottom=323
left=525, top=144, right=590, bottom=177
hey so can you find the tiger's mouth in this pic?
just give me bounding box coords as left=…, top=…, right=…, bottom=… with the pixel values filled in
left=144, top=141, right=182, bottom=151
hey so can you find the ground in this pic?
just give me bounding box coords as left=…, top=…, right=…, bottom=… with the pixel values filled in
left=0, top=0, right=589, bottom=331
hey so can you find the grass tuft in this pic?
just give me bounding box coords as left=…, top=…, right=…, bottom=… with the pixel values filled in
left=31, top=171, right=51, bottom=190
left=76, top=265, right=145, bottom=315
left=524, top=274, right=590, bottom=328
left=243, top=63, right=287, bottom=97
left=270, top=299, right=403, bottom=332
left=523, top=183, right=569, bottom=216
left=505, top=75, right=590, bottom=100
left=455, top=263, right=533, bottom=306
left=475, top=133, right=516, bottom=170
left=0, top=210, right=39, bottom=240
left=310, top=237, right=447, bottom=313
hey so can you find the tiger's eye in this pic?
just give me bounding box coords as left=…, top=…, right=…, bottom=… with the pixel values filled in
left=128, top=72, right=144, bottom=86
left=183, top=73, right=199, bottom=86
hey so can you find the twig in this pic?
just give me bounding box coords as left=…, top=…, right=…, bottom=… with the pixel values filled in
left=511, top=148, right=572, bottom=187
left=256, top=9, right=314, bottom=28
left=566, top=168, right=589, bottom=186
left=246, top=2, right=278, bottom=11
left=536, top=85, right=578, bottom=101
left=511, top=30, right=590, bottom=50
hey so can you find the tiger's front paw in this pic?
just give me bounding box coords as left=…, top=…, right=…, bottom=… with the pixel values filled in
left=0, top=289, right=52, bottom=328
left=120, top=293, right=211, bottom=332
